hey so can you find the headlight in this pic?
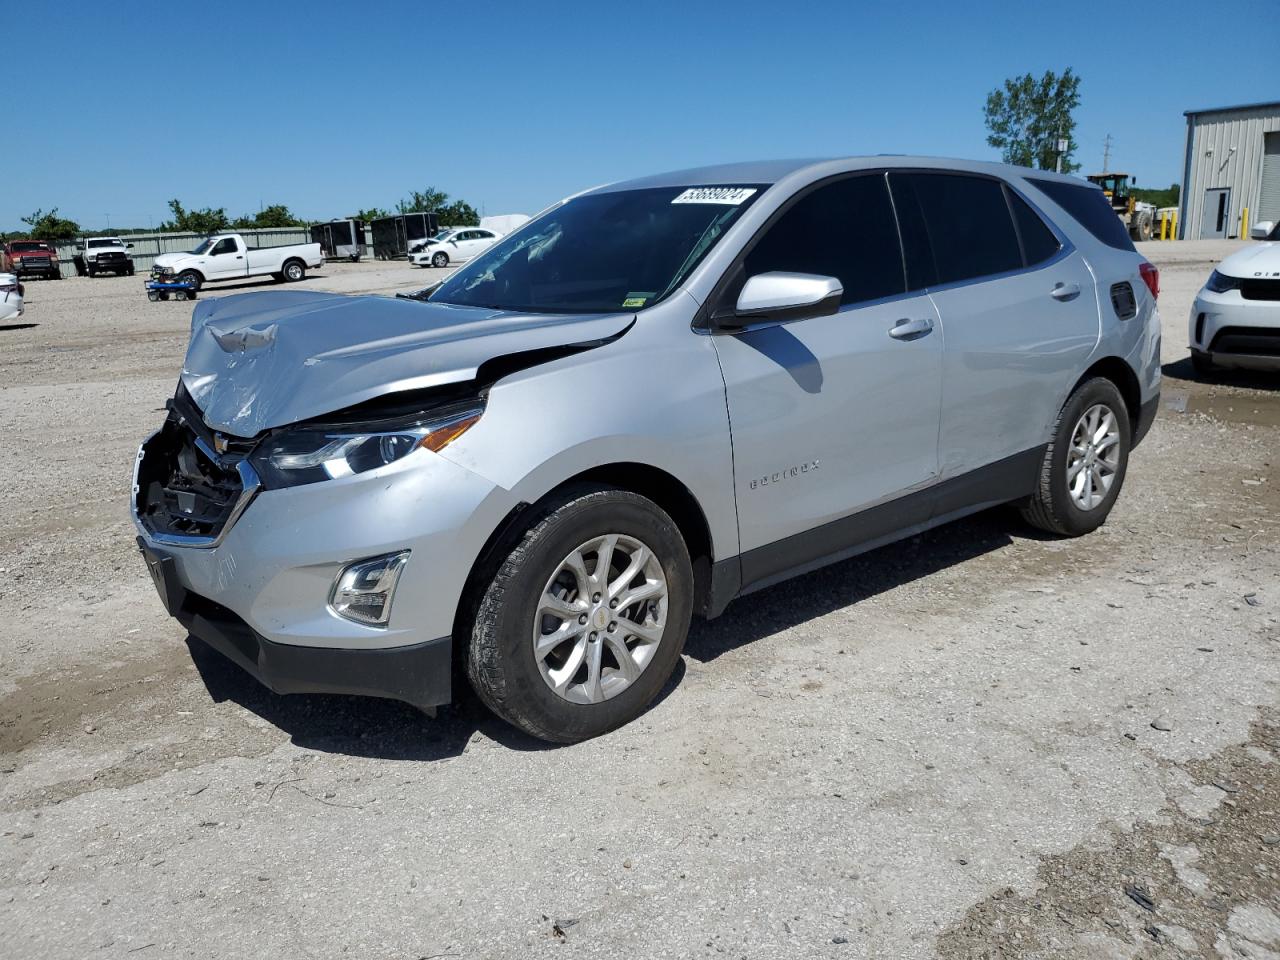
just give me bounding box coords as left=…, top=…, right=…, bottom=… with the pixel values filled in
left=1205, top=270, right=1242, bottom=293
left=251, top=402, right=483, bottom=488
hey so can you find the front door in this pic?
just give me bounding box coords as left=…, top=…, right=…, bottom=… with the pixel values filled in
left=712, top=172, right=943, bottom=588
left=205, top=237, right=245, bottom=280
left=1201, top=188, right=1231, bottom=239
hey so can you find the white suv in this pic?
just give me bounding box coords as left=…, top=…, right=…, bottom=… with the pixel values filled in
left=1190, top=219, right=1280, bottom=373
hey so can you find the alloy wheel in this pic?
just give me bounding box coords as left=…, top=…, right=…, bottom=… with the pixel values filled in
left=1067, top=403, right=1121, bottom=510
left=532, top=534, right=668, bottom=704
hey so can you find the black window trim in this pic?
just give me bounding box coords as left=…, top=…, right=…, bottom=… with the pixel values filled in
left=695, top=167, right=1076, bottom=331
left=695, top=169, right=915, bottom=332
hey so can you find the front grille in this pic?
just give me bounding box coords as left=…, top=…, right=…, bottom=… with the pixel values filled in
left=96, top=251, right=127, bottom=264
left=135, top=401, right=257, bottom=543
left=19, top=255, right=51, bottom=270
left=1240, top=279, right=1280, bottom=301
left=1209, top=326, right=1280, bottom=357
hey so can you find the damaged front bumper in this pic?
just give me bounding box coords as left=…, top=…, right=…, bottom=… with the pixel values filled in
left=132, top=406, right=516, bottom=711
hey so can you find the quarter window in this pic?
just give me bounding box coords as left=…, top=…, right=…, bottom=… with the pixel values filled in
left=743, top=174, right=905, bottom=306
left=1028, top=178, right=1136, bottom=252
left=1007, top=190, right=1061, bottom=266
left=891, top=173, right=1023, bottom=285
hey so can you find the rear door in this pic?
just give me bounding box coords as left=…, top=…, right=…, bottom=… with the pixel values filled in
left=711, top=172, right=943, bottom=585
left=890, top=171, right=1099, bottom=479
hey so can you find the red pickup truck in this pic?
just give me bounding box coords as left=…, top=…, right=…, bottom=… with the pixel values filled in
left=0, top=240, right=62, bottom=280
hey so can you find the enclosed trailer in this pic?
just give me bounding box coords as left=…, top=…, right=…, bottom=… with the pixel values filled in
left=311, top=219, right=366, bottom=262
left=370, top=212, right=440, bottom=260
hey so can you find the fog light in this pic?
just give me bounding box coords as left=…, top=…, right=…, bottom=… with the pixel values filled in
left=329, top=551, right=410, bottom=626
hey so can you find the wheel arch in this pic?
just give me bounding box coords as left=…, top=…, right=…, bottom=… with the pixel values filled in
left=451, top=461, right=718, bottom=659
left=1071, top=356, right=1141, bottom=433
left=178, top=267, right=206, bottom=284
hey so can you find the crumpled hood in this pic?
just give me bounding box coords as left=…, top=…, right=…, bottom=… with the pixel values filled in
left=182, top=290, right=634, bottom=436
left=1218, top=241, right=1280, bottom=279
left=153, top=252, right=195, bottom=270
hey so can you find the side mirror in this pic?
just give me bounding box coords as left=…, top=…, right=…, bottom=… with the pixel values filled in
left=127, top=242, right=134, bottom=249
left=1251, top=221, right=1275, bottom=240
left=716, top=271, right=843, bottom=329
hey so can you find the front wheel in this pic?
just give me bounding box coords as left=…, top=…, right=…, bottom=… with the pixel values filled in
left=177, top=270, right=202, bottom=292
left=466, top=486, right=694, bottom=743
left=1020, top=378, right=1131, bottom=537
left=431, top=251, right=448, bottom=268
left=283, top=259, right=305, bottom=282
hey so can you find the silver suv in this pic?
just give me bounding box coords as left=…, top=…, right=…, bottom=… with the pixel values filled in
left=134, top=157, right=1162, bottom=742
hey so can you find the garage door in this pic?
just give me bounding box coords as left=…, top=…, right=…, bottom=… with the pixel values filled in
left=1261, top=131, right=1280, bottom=223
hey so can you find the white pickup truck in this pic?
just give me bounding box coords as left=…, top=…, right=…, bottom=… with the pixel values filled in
left=151, top=233, right=323, bottom=290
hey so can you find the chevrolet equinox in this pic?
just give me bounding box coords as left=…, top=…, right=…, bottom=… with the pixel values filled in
left=134, top=157, right=1162, bottom=742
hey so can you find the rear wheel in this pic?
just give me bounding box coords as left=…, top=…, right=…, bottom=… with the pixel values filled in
left=466, top=486, right=693, bottom=743
left=1020, top=378, right=1131, bottom=537
left=283, top=259, right=305, bottom=282
left=147, top=290, right=160, bottom=302
left=177, top=270, right=202, bottom=292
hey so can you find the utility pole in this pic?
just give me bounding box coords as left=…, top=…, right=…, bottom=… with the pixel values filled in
left=1102, top=134, right=1113, bottom=173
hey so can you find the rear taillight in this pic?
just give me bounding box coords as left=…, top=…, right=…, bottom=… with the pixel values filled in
left=1139, top=261, right=1159, bottom=300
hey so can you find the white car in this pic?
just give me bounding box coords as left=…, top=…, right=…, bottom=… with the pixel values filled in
left=151, top=233, right=323, bottom=290
left=1190, top=219, right=1280, bottom=373
left=0, top=273, right=24, bottom=322
left=410, top=228, right=501, bottom=268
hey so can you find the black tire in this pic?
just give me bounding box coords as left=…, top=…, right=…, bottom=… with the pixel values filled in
left=1190, top=350, right=1214, bottom=378
left=147, top=290, right=160, bottom=302
left=466, top=485, right=694, bottom=743
left=431, top=251, right=448, bottom=268
left=1020, top=377, right=1131, bottom=537
left=127, top=265, right=135, bottom=276
left=175, top=290, right=189, bottom=301
left=86, top=265, right=96, bottom=278
left=283, top=259, right=305, bottom=282
left=177, top=270, right=202, bottom=292
left=351, top=255, right=360, bottom=263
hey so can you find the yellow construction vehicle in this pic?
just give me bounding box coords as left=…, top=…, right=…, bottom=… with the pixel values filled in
left=1086, top=173, right=1156, bottom=241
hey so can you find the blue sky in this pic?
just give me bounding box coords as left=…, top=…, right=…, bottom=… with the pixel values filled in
left=5, top=0, right=1276, bottom=231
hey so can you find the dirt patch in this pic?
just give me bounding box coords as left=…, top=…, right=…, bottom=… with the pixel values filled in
left=938, top=712, right=1280, bottom=958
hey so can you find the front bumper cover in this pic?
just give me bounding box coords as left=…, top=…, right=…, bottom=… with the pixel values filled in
left=140, top=537, right=452, bottom=708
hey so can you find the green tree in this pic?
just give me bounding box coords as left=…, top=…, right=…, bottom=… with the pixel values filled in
left=21, top=207, right=81, bottom=240
left=1132, top=184, right=1180, bottom=209
left=352, top=207, right=390, bottom=223
left=984, top=69, right=1082, bottom=173
left=398, top=188, right=449, bottom=214
left=438, top=200, right=480, bottom=226
left=163, top=199, right=230, bottom=234
left=231, top=204, right=309, bottom=230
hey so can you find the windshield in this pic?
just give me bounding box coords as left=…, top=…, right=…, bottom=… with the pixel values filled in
left=11, top=241, right=49, bottom=252
left=189, top=238, right=215, bottom=255
left=430, top=185, right=763, bottom=313
left=87, top=239, right=121, bottom=248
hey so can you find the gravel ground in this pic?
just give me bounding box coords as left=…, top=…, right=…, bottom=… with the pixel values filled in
left=1, top=245, right=1277, bottom=959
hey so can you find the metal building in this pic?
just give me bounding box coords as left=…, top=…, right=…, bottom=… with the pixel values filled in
left=1180, top=100, right=1280, bottom=239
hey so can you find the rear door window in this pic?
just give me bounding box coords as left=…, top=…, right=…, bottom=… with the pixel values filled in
left=891, top=172, right=1023, bottom=285
left=1028, top=178, right=1136, bottom=252
left=743, top=173, right=905, bottom=306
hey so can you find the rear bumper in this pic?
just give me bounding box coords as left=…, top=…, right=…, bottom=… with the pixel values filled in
left=141, top=540, right=452, bottom=709
left=1133, top=391, right=1159, bottom=447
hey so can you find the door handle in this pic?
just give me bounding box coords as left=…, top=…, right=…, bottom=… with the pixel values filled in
left=235, top=255, right=244, bottom=260
left=1051, top=281, right=1081, bottom=301
left=888, top=317, right=934, bottom=341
